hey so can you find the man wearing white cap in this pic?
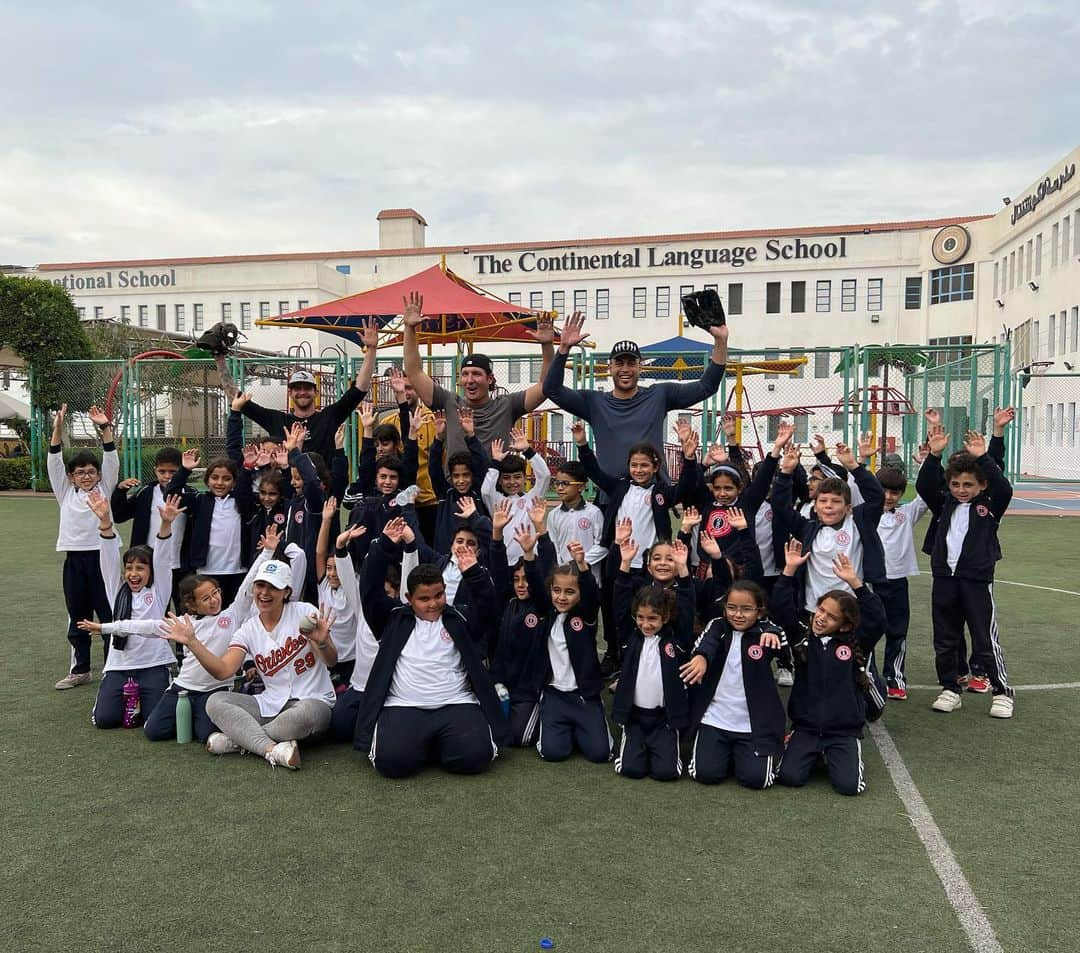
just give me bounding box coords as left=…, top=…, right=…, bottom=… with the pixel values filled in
left=238, top=319, right=380, bottom=461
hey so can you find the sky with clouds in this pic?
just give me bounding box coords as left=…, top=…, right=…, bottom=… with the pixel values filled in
left=2, top=0, right=1078, bottom=265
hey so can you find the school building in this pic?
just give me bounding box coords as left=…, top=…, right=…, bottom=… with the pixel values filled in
left=21, top=145, right=1080, bottom=478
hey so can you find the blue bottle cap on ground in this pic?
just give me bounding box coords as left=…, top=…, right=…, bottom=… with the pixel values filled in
left=540, top=939, right=554, bottom=950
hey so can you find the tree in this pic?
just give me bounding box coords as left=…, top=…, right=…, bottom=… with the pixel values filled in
left=0, top=275, right=93, bottom=410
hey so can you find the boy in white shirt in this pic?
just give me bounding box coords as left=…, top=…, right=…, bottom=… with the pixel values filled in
left=481, top=427, right=551, bottom=564
left=545, top=459, right=606, bottom=581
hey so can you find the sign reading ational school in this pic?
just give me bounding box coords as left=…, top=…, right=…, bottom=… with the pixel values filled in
left=473, top=237, right=849, bottom=275
left=1010, top=163, right=1076, bottom=226
left=46, top=268, right=178, bottom=291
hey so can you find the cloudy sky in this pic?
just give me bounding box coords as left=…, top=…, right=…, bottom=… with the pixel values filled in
left=2, top=0, right=1077, bottom=265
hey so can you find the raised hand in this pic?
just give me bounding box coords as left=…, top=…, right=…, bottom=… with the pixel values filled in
left=402, top=291, right=424, bottom=328
left=118, top=477, right=140, bottom=491
left=526, top=312, right=555, bottom=345
left=529, top=496, right=547, bottom=532
left=334, top=423, right=346, bottom=451
left=86, top=488, right=111, bottom=522
left=182, top=447, right=200, bottom=470
left=912, top=443, right=930, bottom=466
left=810, top=434, right=826, bottom=455
left=780, top=443, right=801, bottom=475
left=51, top=404, right=67, bottom=441
left=360, top=317, right=379, bottom=351
left=272, top=445, right=290, bottom=469
left=158, top=493, right=186, bottom=525
left=614, top=516, right=633, bottom=546
left=835, top=442, right=857, bottom=471
left=312, top=604, right=336, bottom=647
left=513, top=524, right=537, bottom=555
left=727, top=506, right=747, bottom=532
left=242, top=443, right=258, bottom=467
left=335, top=524, right=367, bottom=549
left=927, top=426, right=949, bottom=456
left=774, top=420, right=794, bottom=452
left=924, top=408, right=941, bottom=429
left=457, top=544, right=478, bottom=574
left=699, top=533, right=722, bottom=560
left=721, top=414, right=737, bottom=440
left=456, top=495, right=477, bottom=521
left=833, top=552, right=861, bottom=589
left=491, top=498, right=513, bottom=534
left=558, top=311, right=589, bottom=352
left=87, top=404, right=110, bottom=428
left=963, top=430, right=987, bottom=457
left=703, top=443, right=728, bottom=467
left=322, top=495, right=339, bottom=521
left=509, top=427, right=530, bottom=453
left=433, top=410, right=447, bottom=439
left=567, top=539, right=588, bottom=571
left=382, top=517, right=407, bottom=544
left=388, top=365, right=409, bottom=401
left=160, top=613, right=197, bottom=646
left=618, top=534, right=639, bottom=567
left=673, top=417, right=692, bottom=446
left=783, top=537, right=811, bottom=572
left=490, top=438, right=508, bottom=463
left=681, top=427, right=700, bottom=460
left=255, top=445, right=273, bottom=468
left=231, top=392, right=251, bottom=412
left=458, top=406, right=475, bottom=438
left=856, top=431, right=876, bottom=462
left=680, top=505, right=702, bottom=534
left=408, top=406, right=424, bottom=439
left=282, top=422, right=308, bottom=453
left=358, top=401, right=376, bottom=432
left=571, top=419, right=588, bottom=447
left=258, top=522, right=282, bottom=553
left=993, top=407, right=1015, bottom=435
left=671, top=539, right=689, bottom=572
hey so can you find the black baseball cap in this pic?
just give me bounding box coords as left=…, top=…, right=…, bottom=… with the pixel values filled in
left=610, top=340, right=641, bottom=361
left=461, top=353, right=494, bottom=374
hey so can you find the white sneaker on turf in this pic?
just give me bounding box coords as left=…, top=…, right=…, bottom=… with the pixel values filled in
left=54, top=672, right=92, bottom=690
left=776, top=668, right=794, bottom=687
left=989, top=695, right=1014, bottom=719
left=265, top=740, right=300, bottom=769
left=932, top=689, right=962, bottom=713
left=206, top=732, right=241, bottom=755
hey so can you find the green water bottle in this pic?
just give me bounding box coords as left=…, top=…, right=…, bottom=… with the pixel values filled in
left=175, top=690, right=193, bottom=744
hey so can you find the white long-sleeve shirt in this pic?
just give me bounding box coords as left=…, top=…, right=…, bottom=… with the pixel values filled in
left=877, top=497, right=930, bottom=579
left=48, top=444, right=119, bottom=551
left=547, top=499, right=606, bottom=578
left=481, top=452, right=551, bottom=564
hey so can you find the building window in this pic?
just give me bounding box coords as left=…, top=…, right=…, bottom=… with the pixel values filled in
left=929, top=264, right=974, bottom=304
left=1060, top=310, right=1068, bottom=354
left=508, top=292, right=522, bottom=306
left=790, top=281, right=806, bottom=314
left=1008, top=251, right=1015, bottom=290
left=93, top=305, right=103, bottom=321
left=153, top=417, right=167, bottom=438
left=550, top=414, right=564, bottom=442
left=764, top=348, right=780, bottom=379
left=1069, top=402, right=1077, bottom=448
left=789, top=348, right=805, bottom=379
left=529, top=291, right=543, bottom=312
left=1063, top=215, right=1071, bottom=261
left=1050, top=225, right=1058, bottom=268
left=297, top=300, right=308, bottom=311
left=1070, top=306, right=1079, bottom=353
left=1026, top=240, right=1034, bottom=281
left=632, top=287, right=646, bottom=319
left=814, top=351, right=831, bottom=378
left=928, top=335, right=974, bottom=365
left=138, top=305, right=148, bottom=328
left=259, top=301, right=270, bottom=319
left=551, top=290, right=565, bottom=316
left=766, top=282, right=781, bottom=314
left=156, top=304, right=167, bottom=330
left=336, top=264, right=351, bottom=275
left=596, top=288, right=610, bottom=320
left=278, top=301, right=290, bottom=315
left=193, top=304, right=204, bottom=331
left=655, top=286, right=670, bottom=318
left=794, top=414, right=808, bottom=442
left=508, top=359, right=522, bottom=384
left=993, top=262, right=999, bottom=298
left=120, top=305, right=131, bottom=325
left=867, top=278, right=883, bottom=312
left=1048, top=314, right=1056, bottom=357
left=841, top=279, right=856, bottom=312
left=704, top=283, right=718, bottom=293
left=727, top=283, right=743, bottom=315
left=240, top=302, right=252, bottom=330
left=1033, top=320, right=1041, bottom=359
left=175, top=304, right=185, bottom=332
left=816, top=280, right=831, bottom=312
left=76, top=306, right=86, bottom=320
left=573, top=289, right=586, bottom=316
left=905, top=277, right=922, bottom=310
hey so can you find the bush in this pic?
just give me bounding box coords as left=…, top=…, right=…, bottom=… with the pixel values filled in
left=0, top=456, right=32, bottom=490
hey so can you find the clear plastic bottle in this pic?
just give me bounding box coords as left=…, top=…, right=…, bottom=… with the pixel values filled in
left=175, top=690, right=193, bottom=744
left=495, top=682, right=511, bottom=719
left=121, top=677, right=140, bottom=728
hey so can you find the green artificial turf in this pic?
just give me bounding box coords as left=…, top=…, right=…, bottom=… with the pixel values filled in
left=3, top=498, right=1078, bottom=953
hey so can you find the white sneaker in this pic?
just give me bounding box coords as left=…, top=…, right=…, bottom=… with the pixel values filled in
left=932, top=689, right=963, bottom=713
left=54, top=672, right=92, bottom=690
left=776, top=667, right=794, bottom=687
left=265, top=740, right=300, bottom=769
left=206, top=732, right=241, bottom=755
left=989, top=695, right=1014, bottom=719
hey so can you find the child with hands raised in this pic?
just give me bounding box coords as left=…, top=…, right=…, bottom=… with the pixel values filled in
left=427, top=406, right=490, bottom=554
left=481, top=427, right=550, bottom=564
left=770, top=541, right=886, bottom=795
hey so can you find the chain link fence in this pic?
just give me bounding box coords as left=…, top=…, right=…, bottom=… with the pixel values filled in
left=1012, top=371, right=1080, bottom=481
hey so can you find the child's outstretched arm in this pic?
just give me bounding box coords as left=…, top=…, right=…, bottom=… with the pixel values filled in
left=88, top=405, right=119, bottom=494
left=770, top=538, right=811, bottom=642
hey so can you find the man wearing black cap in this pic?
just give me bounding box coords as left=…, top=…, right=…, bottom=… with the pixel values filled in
left=543, top=311, right=729, bottom=479
left=401, top=291, right=555, bottom=461
left=237, top=319, right=379, bottom=462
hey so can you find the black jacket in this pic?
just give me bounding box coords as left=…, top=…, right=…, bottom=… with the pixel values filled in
left=610, top=573, right=696, bottom=729
left=353, top=537, right=510, bottom=750
left=919, top=435, right=1006, bottom=556
left=916, top=450, right=1012, bottom=582
left=428, top=434, right=490, bottom=554
left=686, top=618, right=788, bottom=757
left=241, top=384, right=366, bottom=464
left=770, top=574, right=886, bottom=735
left=578, top=443, right=696, bottom=548
left=110, top=482, right=198, bottom=568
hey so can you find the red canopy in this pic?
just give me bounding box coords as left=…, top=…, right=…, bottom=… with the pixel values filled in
left=255, top=263, right=554, bottom=347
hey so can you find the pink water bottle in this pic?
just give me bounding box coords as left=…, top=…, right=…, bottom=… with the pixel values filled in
left=122, top=677, right=140, bottom=728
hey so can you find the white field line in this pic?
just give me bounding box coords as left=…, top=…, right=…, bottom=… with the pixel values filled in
left=869, top=721, right=1005, bottom=953
left=994, top=579, right=1080, bottom=597
left=906, top=682, right=1080, bottom=691
left=1011, top=496, right=1065, bottom=510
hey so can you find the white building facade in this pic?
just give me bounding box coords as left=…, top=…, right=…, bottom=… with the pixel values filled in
left=26, top=146, right=1080, bottom=478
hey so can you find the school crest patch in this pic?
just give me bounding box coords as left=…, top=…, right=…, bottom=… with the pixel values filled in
left=976, top=504, right=989, bottom=517
left=294, top=510, right=304, bottom=524
left=217, top=617, right=232, bottom=629
left=569, top=617, right=584, bottom=632
left=440, top=627, right=453, bottom=643
left=273, top=513, right=286, bottom=525
left=747, top=644, right=764, bottom=661
left=142, top=593, right=155, bottom=607
left=654, top=492, right=665, bottom=506
left=835, top=530, right=851, bottom=545
left=578, top=517, right=592, bottom=530
left=835, top=645, right=852, bottom=661
left=524, top=613, right=539, bottom=629
left=894, top=511, right=906, bottom=524
left=664, top=642, right=676, bottom=658
left=707, top=511, right=732, bottom=538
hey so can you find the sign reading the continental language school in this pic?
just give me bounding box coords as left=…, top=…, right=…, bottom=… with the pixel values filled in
left=473, top=237, right=849, bottom=275
left=46, top=268, right=178, bottom=291
left=1010, top=163, right=1076, bottom=226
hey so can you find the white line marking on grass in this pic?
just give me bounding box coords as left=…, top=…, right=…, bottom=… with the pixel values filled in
left=1012, top=497, right=1065, bottom=510
left=906, top=682, right=1080, bottom=691
left=995, top=579, right=1080, bottom=597
left=869, top=721, right=1004, bottom=953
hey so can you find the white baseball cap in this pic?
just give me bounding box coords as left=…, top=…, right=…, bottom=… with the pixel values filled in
left=254, top=560, right=293, bottom=590
left=288, top=370, right=316, bottom=388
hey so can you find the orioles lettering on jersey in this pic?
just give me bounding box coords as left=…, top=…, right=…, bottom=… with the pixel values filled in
left=253, top=633, right=309, bottom=677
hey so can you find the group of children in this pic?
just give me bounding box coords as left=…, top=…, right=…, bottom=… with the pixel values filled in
left=48, top=379, right=1017, bottom=790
